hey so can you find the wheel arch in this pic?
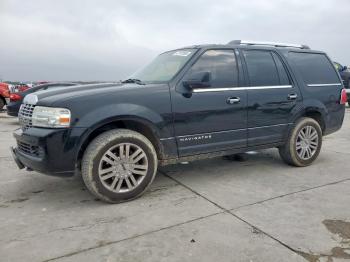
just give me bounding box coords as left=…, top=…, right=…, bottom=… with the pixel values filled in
left=76, top=116, right=166, bottom=170
left=293, top=102, right=327, bottom=134
left=301, top=110, right=325, bottom=133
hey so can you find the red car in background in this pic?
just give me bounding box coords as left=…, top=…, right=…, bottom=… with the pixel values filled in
left=0, top=83, right=11, bottom=109
left=0, top=82, right=30, bottom=109
left=15, top=84, right=30, bottom=93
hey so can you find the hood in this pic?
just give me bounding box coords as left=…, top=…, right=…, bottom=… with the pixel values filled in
left=24, top=82, right=148, bottom=106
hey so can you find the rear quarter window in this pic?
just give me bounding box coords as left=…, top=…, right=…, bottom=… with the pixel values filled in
left=288, top=52, right=340, bottom=85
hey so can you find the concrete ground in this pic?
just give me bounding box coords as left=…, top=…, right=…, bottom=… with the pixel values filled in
left=0, top=109, right=349, bottom=262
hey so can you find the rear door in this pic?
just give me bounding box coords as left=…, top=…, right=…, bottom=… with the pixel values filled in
left=241, top=49, right=301, bottom=146
left=172, top=49, right=247, bottom=156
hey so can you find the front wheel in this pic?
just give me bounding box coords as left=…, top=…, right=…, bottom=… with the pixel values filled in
left=279, top=117, right=322, bottom=167
left=81, top=129, right=158, bottom=203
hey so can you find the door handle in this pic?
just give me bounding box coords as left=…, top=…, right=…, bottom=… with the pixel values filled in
left=288, top=93, right=298, bottom=100
left=227, top=97, right=240, bottom=104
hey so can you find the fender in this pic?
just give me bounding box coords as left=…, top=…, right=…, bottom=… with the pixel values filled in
left=74, top=103, right=174, bottom=162
left=75, top=103, right=168, bottom=133
left=289, top=98, right=329, bottom=134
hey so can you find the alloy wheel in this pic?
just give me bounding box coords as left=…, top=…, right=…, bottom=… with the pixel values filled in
left=98, top=143, right=148, bottom=193
left=296, top=125, right=319, bottom=160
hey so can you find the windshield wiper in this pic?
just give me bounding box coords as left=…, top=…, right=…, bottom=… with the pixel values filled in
left=121, top=78, right=145, bottom=85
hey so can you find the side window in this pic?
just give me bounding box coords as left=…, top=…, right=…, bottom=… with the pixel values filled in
left=186, top=49, right=238, bottom=88
left=272, top=52, right=291, bottom=85
left=289, top=52, right=340, bottom=85
left=243, top=50, right=280, bottom=86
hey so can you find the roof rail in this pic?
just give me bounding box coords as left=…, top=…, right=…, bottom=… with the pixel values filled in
left=228, top=40, right=310, bottom=49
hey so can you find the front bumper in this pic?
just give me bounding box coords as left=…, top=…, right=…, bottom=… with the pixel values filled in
left=11, top=147, right=25, bottom=169
left=12, top=127, right=87, bottom=176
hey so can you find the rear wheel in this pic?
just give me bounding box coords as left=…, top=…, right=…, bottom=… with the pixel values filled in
left=81, top=129, right=158, bottom=203
left=279, top=117, right=322, bottom=167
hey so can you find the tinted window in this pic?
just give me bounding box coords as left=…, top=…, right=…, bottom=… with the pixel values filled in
left=272, top=53, right=291, bottom=85
left=289, top=52, right=340, bottom=84
left=243, top=50, right=280, bottom=86
left=186, top=50, right=238, bottom=88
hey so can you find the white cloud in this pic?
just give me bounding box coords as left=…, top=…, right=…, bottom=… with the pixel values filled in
left=0, top=0, right=349, bottom=81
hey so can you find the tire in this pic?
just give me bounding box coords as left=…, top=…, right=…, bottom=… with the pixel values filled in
left=279, top=117, right=322, bottom=167
left=0, top=97, right=5, bottom=110
left=81, top=129, right=158, bottom=203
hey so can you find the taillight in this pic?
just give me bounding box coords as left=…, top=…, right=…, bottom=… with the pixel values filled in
left=10, top=93, right=22, bottom=102
left=340, top=89, right=347, bottom=105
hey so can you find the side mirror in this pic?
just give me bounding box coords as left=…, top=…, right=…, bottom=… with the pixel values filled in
left=183, top=71, right=211, bottom=90
left=343, top=66, right=348, bottom=71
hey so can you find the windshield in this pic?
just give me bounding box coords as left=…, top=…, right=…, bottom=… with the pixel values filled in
left=129, top=49, right=196, bottom=83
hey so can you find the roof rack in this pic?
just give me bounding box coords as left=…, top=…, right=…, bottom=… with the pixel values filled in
left=228, top=40, right=310, bottom=49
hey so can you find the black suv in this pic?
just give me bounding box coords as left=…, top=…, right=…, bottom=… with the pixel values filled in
left=11, top=40, right=347, bottom=203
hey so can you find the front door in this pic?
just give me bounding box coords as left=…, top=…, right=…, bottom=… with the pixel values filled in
left=241, top=49, right=302, bottom=146
left=172, top=49, right=247, bottom=156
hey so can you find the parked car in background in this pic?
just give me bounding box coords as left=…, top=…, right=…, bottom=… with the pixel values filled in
left=334, top=62, right=350, bottom=104
left=7, top=82, right=77, bottom=116
left=0, top=82, right=12, bottom=109
left=5, top=82, right=30, bottom=92
left=13, top=84, right=30, bottom=93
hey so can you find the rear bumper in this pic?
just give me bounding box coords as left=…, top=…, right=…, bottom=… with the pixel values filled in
left=12, top=127, right=87, bottom=177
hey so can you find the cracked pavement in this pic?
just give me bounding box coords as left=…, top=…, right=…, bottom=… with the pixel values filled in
left=0, top=109, right=349, bottom=262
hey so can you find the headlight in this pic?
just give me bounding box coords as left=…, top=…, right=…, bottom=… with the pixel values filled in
left=32, top=106, right=71, bottom=128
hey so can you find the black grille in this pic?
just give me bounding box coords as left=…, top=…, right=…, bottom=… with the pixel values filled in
left=17, top=141, right=41, bottom=157
left=18, top=104, right=35, bottom=130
